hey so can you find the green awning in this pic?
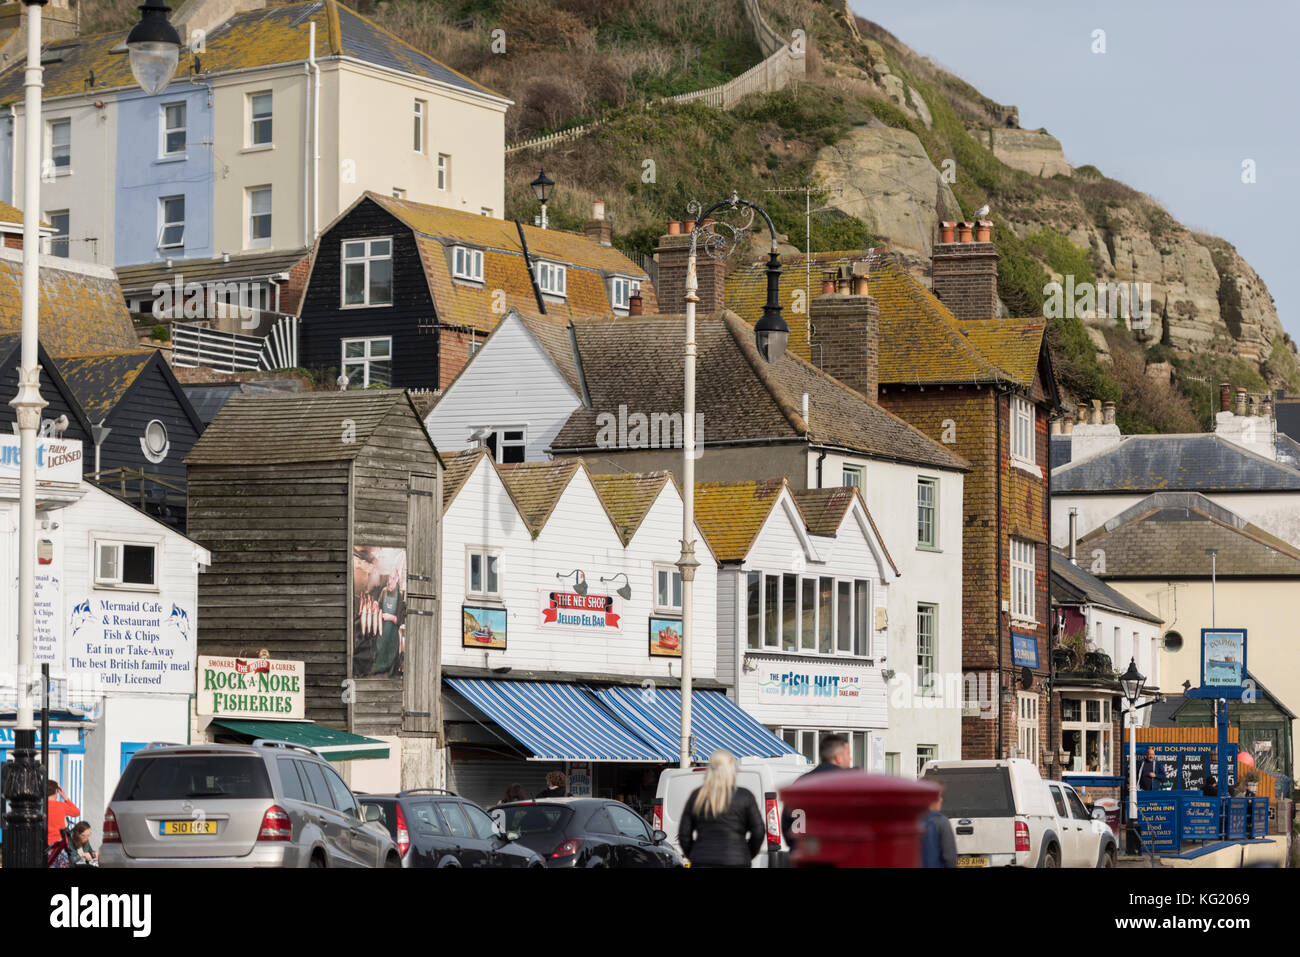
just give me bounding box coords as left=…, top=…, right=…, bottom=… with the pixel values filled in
left=209, top=719, right=390, bottom=761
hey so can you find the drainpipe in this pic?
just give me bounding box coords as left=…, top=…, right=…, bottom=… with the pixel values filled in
left=310, top=20, right=320, bottom=242
left=302, top=60, right=310, bottom=243
left=7, top=105, right=15, bottom=206
left=91, top=421, right=111, bottom=476
left=1068, top=508, right=1078, bottom=565
left=815, top=449, right=827, bottom=489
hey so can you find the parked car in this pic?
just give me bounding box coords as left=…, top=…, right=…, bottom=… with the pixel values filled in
left=358, top=789, right=545, bottom=868
left=491, top=798, right=681, bottom=868
left=1045, top=780, right=1118, bottom=867
left=100, top=740, right=401, bottom=868
left=653, top=754, right=810, bottom=867
left=921, top=758, right=1062, bottom=868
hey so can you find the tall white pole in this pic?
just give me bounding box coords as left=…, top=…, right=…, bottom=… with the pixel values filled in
left=678, top=243, right=699, bottom=768
left=1127, top=705, right=1137, bottom=832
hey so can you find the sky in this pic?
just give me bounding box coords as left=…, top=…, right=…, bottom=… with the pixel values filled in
left=857, top=0, right=1300, bottom=342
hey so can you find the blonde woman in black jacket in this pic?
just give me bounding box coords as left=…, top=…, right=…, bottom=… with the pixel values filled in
left=677, top=750, right=765, bottom=868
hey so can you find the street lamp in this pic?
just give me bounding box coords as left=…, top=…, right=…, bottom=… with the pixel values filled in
left=1205, top=548, right=1218, bottom=627
left=556, top=569, right=587, bottom=596
left=1119, top=657, right=1146, bottom=854
left=127, top=0, right=182, bottom=96
left=530, top=168, right=554, bottom=230
left=677, top=194, right=786, bottom=768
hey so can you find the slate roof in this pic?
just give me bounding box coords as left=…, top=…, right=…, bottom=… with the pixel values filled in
left=1275, top=432, right=1300, bottom=470
left=496, top=459, right=583, bottom=535
left=0, top=334, right=96, bottom=439
left=1276, top=398, right=1300, bottom=448
left=115, top=248, right=310, bottom=297
left=0, top=1, right=502, bottom=105
left=590, top=471, right=673, bottom=545
left=1049, top=551, right=1162, bottom=623
left=0, top=250, right=140, bottom=356
left=186, top=389, right=438, bottom=466
left=725, top=251, right=1046, bottom=388
left=694, top=479, right=789, bottom=564
left=56, top=351, right=155, bottom=421
left=1050, top=434, right=1072, bottom=469
left=1052, top=434, right=1300, bottom=493
left=550, top=311, right=968, bottom=473
left=182, top=379, right=307, bottom=426
left=1078, top=492, right=1300, bottom=578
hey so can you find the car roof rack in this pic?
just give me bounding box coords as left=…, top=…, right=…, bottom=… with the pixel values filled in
left=397, top=787, right=458, bottom=796
left=251, top=738, right=322, bottom=758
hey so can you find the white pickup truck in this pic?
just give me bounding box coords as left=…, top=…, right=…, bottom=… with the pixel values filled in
left=921, top=759, right=1116, bottom=868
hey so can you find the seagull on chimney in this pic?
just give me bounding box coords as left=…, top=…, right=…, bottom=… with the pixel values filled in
left=974, top=204, right=990, bottom=219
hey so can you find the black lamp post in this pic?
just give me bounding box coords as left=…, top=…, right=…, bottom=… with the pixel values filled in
left=531, top=168, right=555, bottom=230
left=127, top=0, right=183, bottom=96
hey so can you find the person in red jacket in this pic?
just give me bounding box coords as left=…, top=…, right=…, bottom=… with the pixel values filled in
left=47, top=780, right=79, bottom=847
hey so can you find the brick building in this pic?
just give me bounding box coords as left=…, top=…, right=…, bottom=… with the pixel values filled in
left=727, top=225, right=1064, bottom=774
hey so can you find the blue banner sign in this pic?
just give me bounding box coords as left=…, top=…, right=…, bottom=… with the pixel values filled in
left=1136, top=798, right=1180, bottom=853
left=1200, top=629, right=1247, bottom=693
left=1224, top=798, right=1248, bottom=840
left=1249, top=798, right=1268, bottom=838
left=1180, top=798, right=1218, bottom=840
left=1011, top=632, right=1039, bottom=669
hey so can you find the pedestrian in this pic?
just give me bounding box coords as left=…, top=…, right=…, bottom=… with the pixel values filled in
left=68, top=821, right=97, bottom=867
left=46, top=780, right=79, bottom=848
left=535, top=770, right=568, bottom=798
left=502, top=783, right=528, bottom=804
left=1202, top=775, right=1218, bottom=798
left=677, top=749, right=764, bottom=868
left=920, top=786, right=957, bottom=868
left=781, top=733, right=852, bottom=848
left=1138, top=747, right=1160, bottom=790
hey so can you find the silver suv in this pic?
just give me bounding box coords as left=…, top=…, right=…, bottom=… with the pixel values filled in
left=100, top=740, right=401, bottom=868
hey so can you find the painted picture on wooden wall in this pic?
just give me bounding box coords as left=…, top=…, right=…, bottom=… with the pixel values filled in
left=463, top=605, right=507, bottom=650
left=353, top=546, right=406, bottom=677
left=649, top=617, right=683, bottom=658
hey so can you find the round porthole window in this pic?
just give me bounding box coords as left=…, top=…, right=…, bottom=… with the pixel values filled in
left=141, top=419, right=170, bottom=463
left=1163, top=631, right=1183, bottom=653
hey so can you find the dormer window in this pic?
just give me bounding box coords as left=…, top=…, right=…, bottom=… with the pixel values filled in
left=535, top=261, right=566, bottom=298
left=342, top=238, right=393, bottom=307
left=610, top=276, right=640, bottom=311
left=452, top=245, right=484, bottom=283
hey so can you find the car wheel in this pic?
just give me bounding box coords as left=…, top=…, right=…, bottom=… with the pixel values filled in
left=310, top=851, right=326, bottom=868
left=385, top=854, right=401, bottom=868
left=1042, top=846, right=1059, bottom=869
left=1100, top=846, right=1116, bottom=868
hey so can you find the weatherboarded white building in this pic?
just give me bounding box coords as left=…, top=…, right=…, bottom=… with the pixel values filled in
left=0, top=436, right=209, bottom=835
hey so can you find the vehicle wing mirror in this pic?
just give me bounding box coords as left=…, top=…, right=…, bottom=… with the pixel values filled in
left=364, top=804, right=383, bottom=823
left=1091, top=807, right=1106, bottom=822
left=652, top=829, right=668, bottom=844
left=505, top=830, right=521, bottom=842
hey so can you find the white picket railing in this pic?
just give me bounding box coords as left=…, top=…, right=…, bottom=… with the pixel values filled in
left=171, top=322, right=265, bottom=373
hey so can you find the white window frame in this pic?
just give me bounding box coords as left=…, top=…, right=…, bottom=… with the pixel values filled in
left=1060, top=694, right=1112, bottom=774
left=653, top=564, right=682, bottom=614
left=467, top=338, right=483, bottom=359
left=609, top=276, right=640, bottom=312
left=247, top=186, right=272, bottom=248
left=248, top=91, right=273, bottom=146
left=1017, top=691, right=1039, bottom=765
left=746, top=571, right=871, bottom=658
left=841, top=465, right=863, bottom=489
left=466, top=546, right=502, bottom=599
left=160, top=101, right=186, bottom=157
left=916, top=603, right=936, bottom=695
left=47, top=209, right=69, bottom=258
left=474, top=426, right=526, bottom=464
left=341, top=336, right=392, bottom=389
left=413, top=100, right=426, bottom=154
left=93, top=539, right=159, bottom=591
left=1010, top=394, right=1037, bottom=471
left=158, top=195, right=185, bottom=249
left=49, top=118, right=71, bottom=171
left=917, top=476, right=938, bottom=549
left=480, top=207, right=493, bottom=217
left=1009, top=538, right=1036, bottom=623
left=452, top=246, right=484, bottom=283
left=916, top=744, right=937, bottom=778
left=436, top=153, right=450, bottom=191
left=535, top=261, right=567, bottom=298
left=340, top=237, right=394, bottom=308
left=781, top=729, right=868, bottom=769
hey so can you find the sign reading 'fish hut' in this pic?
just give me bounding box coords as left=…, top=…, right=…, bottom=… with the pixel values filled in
left=540, top=591, right=622, bottom=632
left=197, top=655, right=305, bottom=720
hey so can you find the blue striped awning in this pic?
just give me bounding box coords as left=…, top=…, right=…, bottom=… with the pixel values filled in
left=445, top=678, right=665, bottom=761
left=593, top=687, right=799, bottom=761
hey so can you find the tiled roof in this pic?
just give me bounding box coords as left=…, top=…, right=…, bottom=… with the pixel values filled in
left=515, top=313, right=584, bottom=398
left=590, top=471, right=672, bottom=545
left=0, top=333, right=97, bottom=438
left=551, top=312, right=968, bottom=472
left=1275, top=432, right=1300, bottom=471
left=0, top=200, right=49, bottom=229
left=0, top=2, right=501, bottom=105
left=694, top=479, right=788, bottom=564
left=1052, top=434, right=1300, bottom=493
left=441, top=446, right=488, bottom=508
left=57, top=350, right=155, bottom=421
left=115, top=248, right=310, bottom=296
left=1050, top=434, right=1072, bottom=469
left=1078, top=492, right=1300, bottom=578
left=496, top=459, right=583, bottom=535
left=1049, top=551, right=1162, bottom=623
left=187, top=389, right=435, bottom=466
left=725, top=251, right=1044, bottom=387
left=791, top=486, right=899, bottom=576
left=0, top=251, right=140, bottom=356
left=181, top=378, right=306, bottom=426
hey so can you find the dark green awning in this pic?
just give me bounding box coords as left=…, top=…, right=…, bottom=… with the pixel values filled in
left=209, top=719, right=389, bottom=761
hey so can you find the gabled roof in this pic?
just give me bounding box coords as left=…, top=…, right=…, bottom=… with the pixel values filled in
left=115, top=248, right=310, bottom=297
left=725, top=251, right=1047, bottom=389
left=1078, top=492, right=1300, bottom=578
left=791, top=486, right=899, bottom=576
left=550, top=312, right=968, bottom=473
left=1052, top=433, right=1300, bottom=493
left=441, top=446, right=489, bottom=508
left=0, top=249, right=140, bottom=356
left=0, top=201, right=52, bottom=232
left=496, top=459, right=584, bottom=535
left=516, top=313, right=585, bottom=398
left=0, top=1, right=503, bottom=105
left=0, top=334, right=96, bottom=439
left=694, top=478, right=789, bottom=564
left=56, top=350, right=154, bottom=422
left=186, top=389, right=439, bottom=467
left=590, top=471, right=673, bottom=546
left=1049, top=551, right=1162, bottom=623
left=182, top=379, right=307, bottom=426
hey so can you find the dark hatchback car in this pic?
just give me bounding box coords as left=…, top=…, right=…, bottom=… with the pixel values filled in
left=358, top=789, right=545, bottom=868
left=492, top=798, right=681, bottom=868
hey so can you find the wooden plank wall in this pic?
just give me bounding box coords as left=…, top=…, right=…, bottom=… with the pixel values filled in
left=189, top=460, right=351, bottom=727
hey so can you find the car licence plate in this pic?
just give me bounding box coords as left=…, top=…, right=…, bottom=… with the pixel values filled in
left=956, top=854, right=988, bottom=867
left=160, top=820, right=217, bottom=836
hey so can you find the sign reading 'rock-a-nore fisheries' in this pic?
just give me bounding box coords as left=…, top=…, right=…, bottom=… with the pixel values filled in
left=197, top=656, right=305, bottom=720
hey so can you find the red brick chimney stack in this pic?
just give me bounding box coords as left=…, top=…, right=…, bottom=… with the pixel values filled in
left=654, top=219, right=727, bottom=314
left=810, top=261, right=879, bottom=402
left=931, top=219, right=999, bottom=321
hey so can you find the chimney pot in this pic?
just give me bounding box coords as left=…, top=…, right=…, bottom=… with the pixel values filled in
left=684, top=219, right=696, bottom=233
left=975, top=221, right=991, bottom=243
left=1219, top=382, right=1232, bottom=412
left=1235, top=387, right=1248, bottom=417
left=852, top=275, right=869, bottom=296
left=628, top=291, right=643, bottom=316
left=1263, top=394, right=1274, bottom=417
left=1249, top=394, right=1260, bottom=417
left=1075, top=405, right=1087, bottom=426
left=667, top=220, right=681, bottom=235
left=1102, top=400, right=1117, bottom=425
left=1062, top=417, right=1074, bottom=435
left=940, top=222, right=956, bottom=244
left=592, top=200, right=605, bottom=220
left=1090, top=398, right=1103, bottom=425
left=958, top=222, right=974, bottom=243
left=1050, top=418, right=1062, bottom=436
left=821, top=270, right=836, bottom=295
